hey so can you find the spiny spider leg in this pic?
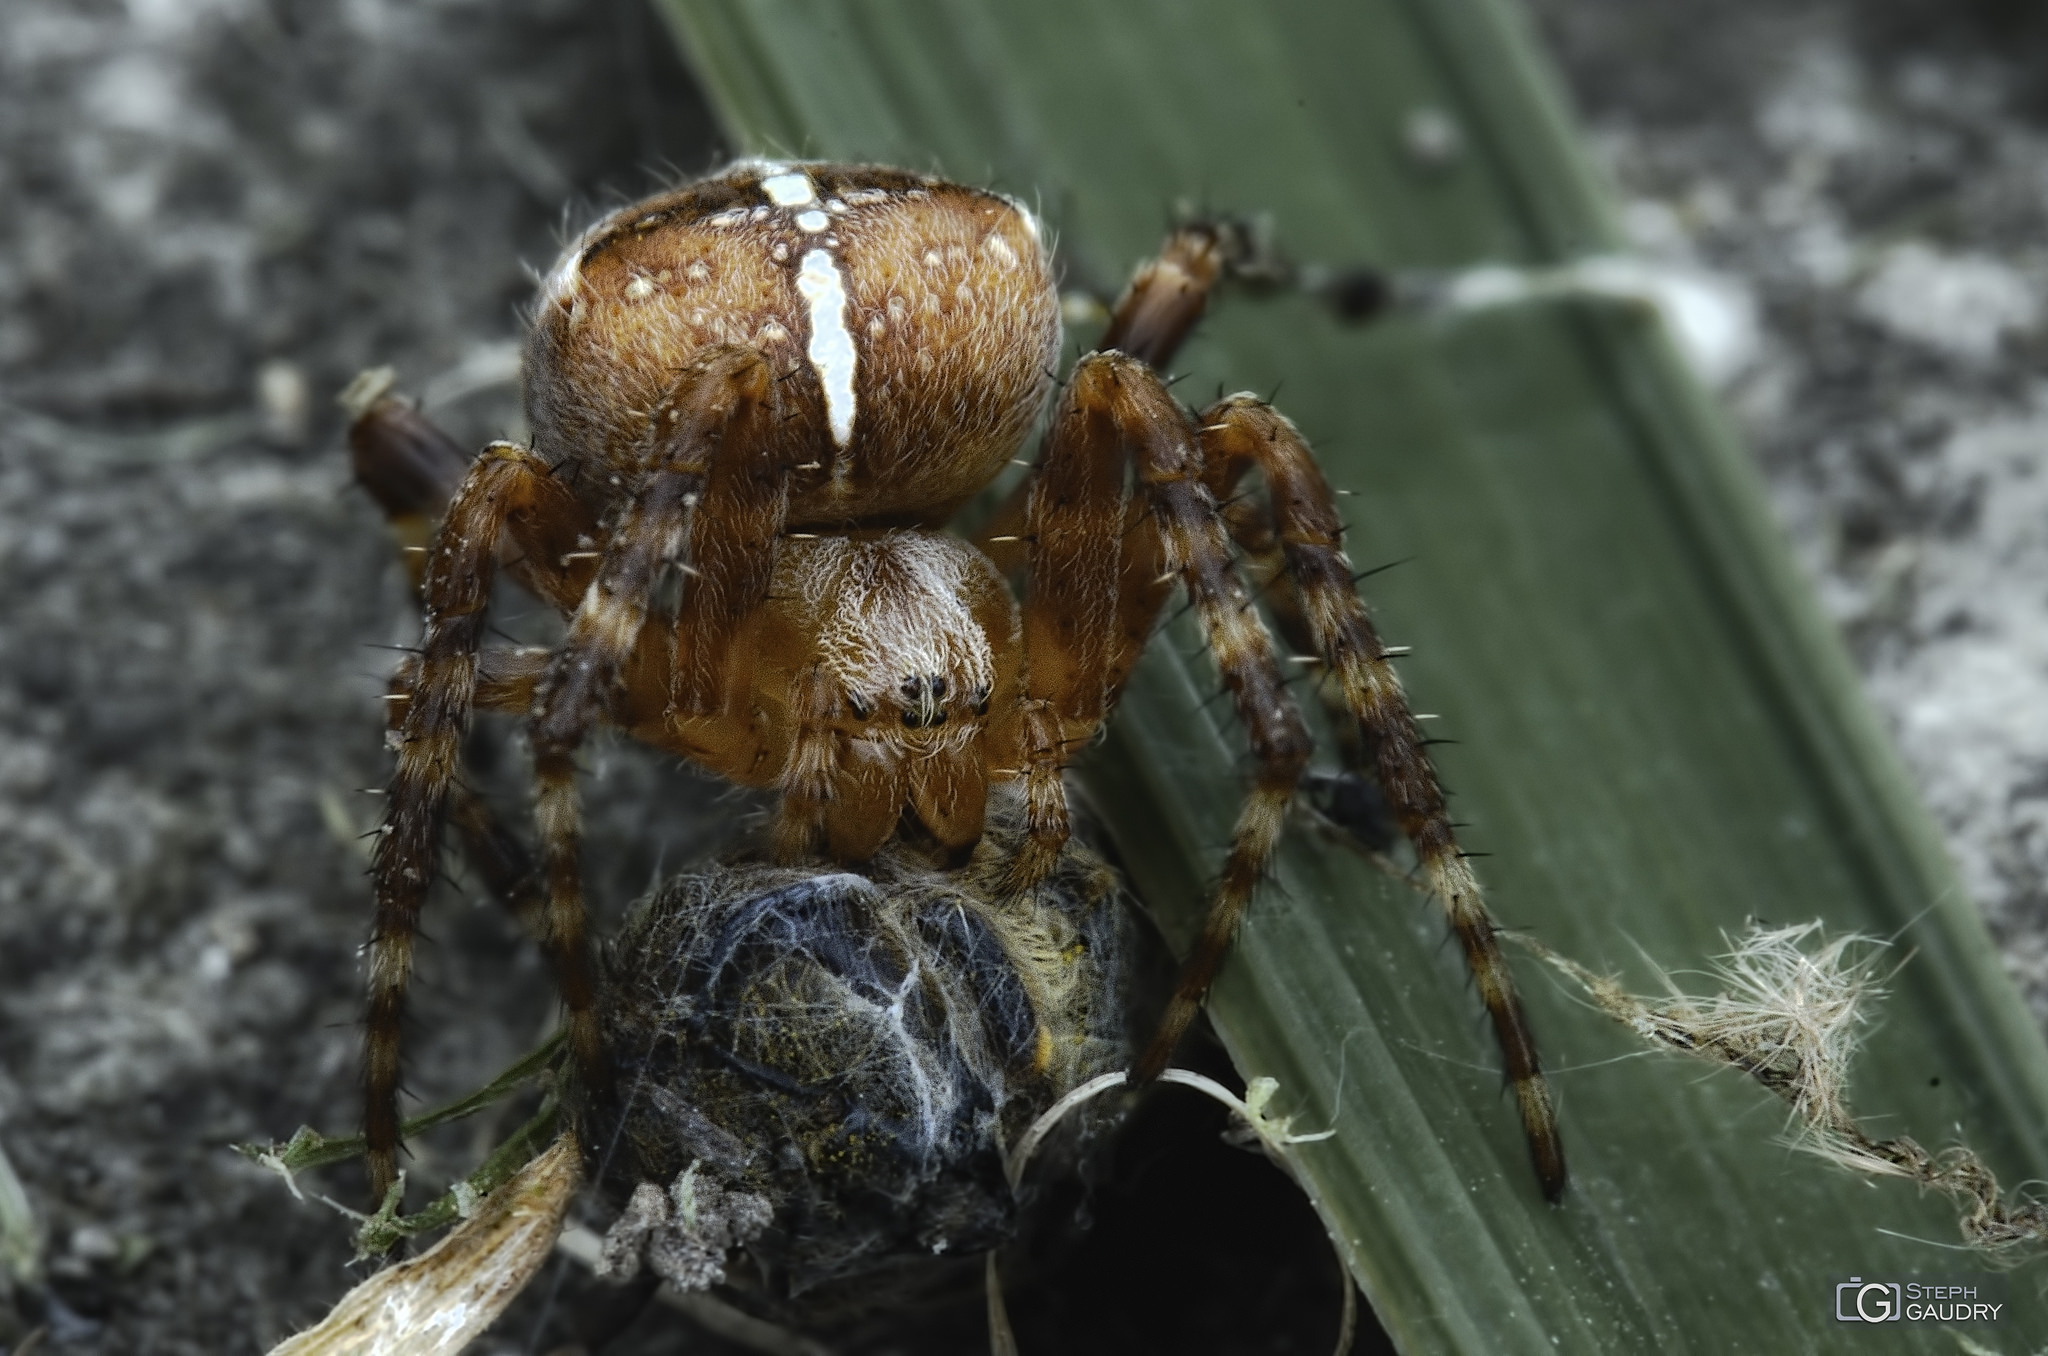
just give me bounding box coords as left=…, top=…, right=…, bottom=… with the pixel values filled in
left=1094, top=223, right=1229, bottom=366
left=376, top=646, right=554, bottom=946
left=1017, top=354, right=1315, bottom=1086
left=352, top=387, right=599, bottom=612
left=349, top=384, right=471, bottom=593
left=1197, top=395, right=1566, bottom=1199
left=352, top=389, right=601, bottom=1152
left=523, top=345, right=785, bottom=1147
left=353, top=386, right=590, bottom=948
left=366, top=440, right=601, bottom=1207
left=975, top=224, right=1229, bottom=574
left=978, top=224, right=1236, bottom=880
left=1202, top=451, right=1393, bottom=845
left=1087, top=226, right=1242, bottom=702
left=656, top=351, right=792, bottom=719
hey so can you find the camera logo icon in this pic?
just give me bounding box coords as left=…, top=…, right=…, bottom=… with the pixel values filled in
left=1837, top=1277, right=1902, bottom=1322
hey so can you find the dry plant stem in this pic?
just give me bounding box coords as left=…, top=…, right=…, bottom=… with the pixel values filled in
left=988, top=1068, right=1355, bottom=1356
left=266, top=1130, right=582, bottom=1356
left=349, top=1100, right=562, bottom=1258
left=1511, top=924, right=2048, bottom=1249
left=239, top=1032, right=562, bottom=1179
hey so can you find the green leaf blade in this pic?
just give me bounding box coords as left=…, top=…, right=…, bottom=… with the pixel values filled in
left=658, top=3, right=2048, bottom=1350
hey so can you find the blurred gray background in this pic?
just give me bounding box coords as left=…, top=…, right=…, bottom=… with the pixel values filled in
left=4, top=0, right=2048, bottom=1350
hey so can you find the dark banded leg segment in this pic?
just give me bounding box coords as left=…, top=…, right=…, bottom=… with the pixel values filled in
left=975, top=223, right=1229, bottom=575
left=524, top=346, right=785, bottom=1132
left=378, top=645, right=553, bottom=947
left=1019, top=352, right=1313, bottom=1083
left=1198, top=393, right=1566, bottom=1200
left=366, top=442, right=593, bottom=1210
left=349, top=378, right=588, bottom=952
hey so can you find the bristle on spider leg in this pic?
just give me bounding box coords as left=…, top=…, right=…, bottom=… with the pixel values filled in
left=1195, top=393, right=1567, bottom=1200
left=1063, top=355, right=1315, bottom=1084
left=366, top=450, right=543, bottom=1208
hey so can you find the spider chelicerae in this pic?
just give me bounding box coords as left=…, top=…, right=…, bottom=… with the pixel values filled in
left=346, top=158, right=1565, bottom=1219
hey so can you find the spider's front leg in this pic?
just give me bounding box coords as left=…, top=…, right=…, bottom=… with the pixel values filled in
left=1198, top=395, right=1566, bottom=1200
left=365, top=440, right=597, bottom=1208
left=523, top=345, right=787, bottom=1126
left=350, top=385, right=593, bottom=950
left=976, top=223, right=1229, bottom=575
left=1014, top=352, right=1315, bottom=1060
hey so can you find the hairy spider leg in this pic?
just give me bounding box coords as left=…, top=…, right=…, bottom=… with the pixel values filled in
left=987, top=220, right=1566, bottom=1199
left=1095, top=222, right=1230, bottom=365
left=769, top=662, right=845, bottom=861
left=973, top=221, right=1233, bottom=821
left=352, top=391, right=599, bottom=614
left=351, top=380, right=783, bottom=1213
left=354, top=391, right=604, bottom=963
left=375, top=650, right=554, bottom=946
left=353, top=394, right=584, bottom=935
left=352, top=392, right=597, bottom=945
left=1015, top=354, right=1315, bottom=1074
left=365, top=441, right=600, bottom=1208
left=522, top=345, right=787, bottom=1157
left=974, top=223, right=1229, bottom=576
left=433, top=648, right=556, bottom=944
left=354, top=391, right=553, bottom=922
left=349, top=387, right=473, bottom=593
left=1198, top=395, right=1566, bottom=1200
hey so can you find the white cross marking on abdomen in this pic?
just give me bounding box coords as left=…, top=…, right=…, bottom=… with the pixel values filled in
left=796, top=248, right=857, bottom=447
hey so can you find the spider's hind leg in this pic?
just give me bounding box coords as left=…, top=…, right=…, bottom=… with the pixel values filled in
left=1204, top=455, right=1401, bottom=854
left=1197, top=393, right=1566, bottom=1200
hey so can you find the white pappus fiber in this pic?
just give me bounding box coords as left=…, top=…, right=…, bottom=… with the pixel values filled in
left=1514, top=922, right=2048, bottom=1250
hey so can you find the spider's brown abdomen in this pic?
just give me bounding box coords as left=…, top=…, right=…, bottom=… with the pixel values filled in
left=526, top=162, right=1060, bottom=527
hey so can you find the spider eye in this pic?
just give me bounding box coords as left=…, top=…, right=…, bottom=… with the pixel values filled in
left=971, top=686, right=990, bottom=717
left=847, top=694, right=873, bottom=719
left=899, top=675, right=947, bottom=728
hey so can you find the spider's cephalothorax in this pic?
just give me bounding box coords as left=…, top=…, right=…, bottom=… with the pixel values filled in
left=350, top=159, right=1565, bottom=1218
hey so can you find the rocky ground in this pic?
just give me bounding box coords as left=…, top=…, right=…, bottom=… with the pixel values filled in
left=0, top=1, right=732, bottom=1350
left=5, top=0, right=2048, bottom=1351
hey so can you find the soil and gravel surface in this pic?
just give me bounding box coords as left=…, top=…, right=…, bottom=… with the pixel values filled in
left=5, top=0, right=2048, bottom=1351
left=0, top=2, right=731, bottom=1350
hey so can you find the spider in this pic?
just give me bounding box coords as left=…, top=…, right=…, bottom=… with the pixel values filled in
left=347, top=158, right=1565, bottom=1216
